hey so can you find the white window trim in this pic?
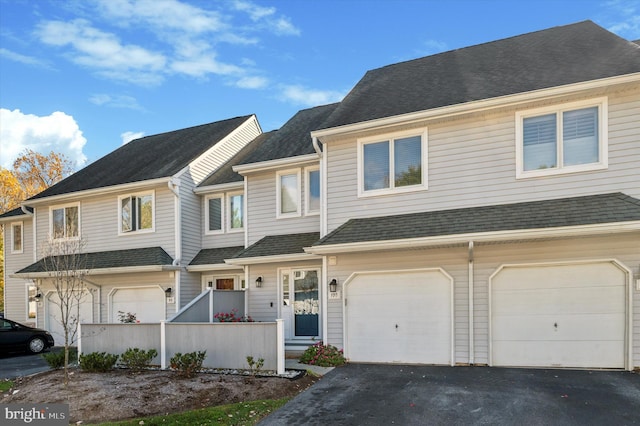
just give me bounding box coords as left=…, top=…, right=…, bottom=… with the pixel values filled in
left=10, top=221, right=23, bottom=254
left=117, top=191, right=155, bottom=236
left=357, top=128, right=429, bottom=198
left=202, top=274, right=243, bottom=291
left=276, top=168, right=302, bottom=219
left=26, top=282, right=38, bottom=322
left=305, top=166, right=320, bottom=216
left=49, top=202, right=81, bottom=240
left=515, top=97, right=608, bottom=179
left=227, top=191, right=244, bottom=233
left=204, top=194, right=224, bottom=235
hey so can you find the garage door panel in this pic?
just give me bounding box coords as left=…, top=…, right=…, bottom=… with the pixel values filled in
left=111, top=288, right=165, bottom=323
left=494, top=313, right=626, bottom=341
left=493, top=341, right=625, bottom=368
left=47, top=292, right=93, bottom=346
left=491, top=262, right=626, bottom=369
left=494, top=286, right=626, bottom=315
left=346, top=270, right=452, bottom=365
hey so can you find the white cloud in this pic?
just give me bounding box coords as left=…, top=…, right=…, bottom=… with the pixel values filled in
left=0, top=48, right=53, bottom=69
left=0, top=109, right=87, bottom=169
left=232, top=0, right=300, bottom=36
left=120, top=131, right=145, bottom=145
left=89, top=94, right=144, bottom=111
left=420, top=39, right=448, bottom=55
left=235, top=76, right=269, bottom=89
left=604, top=0, right=640, bottom=39
left=36, top=19, right=167, bottom=86
left=279, top=85, right=345, bottom=106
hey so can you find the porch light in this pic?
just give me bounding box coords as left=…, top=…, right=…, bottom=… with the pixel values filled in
left=329, top=279, right=338, bottom=293
left=34, top=293, right=42, bottom=301
left=164, top=287, right=172, bottom=296
left=255, top=276, right=263, bottom=288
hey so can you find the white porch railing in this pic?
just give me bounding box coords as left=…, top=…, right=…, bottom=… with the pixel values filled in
left=78, top=319, right=285, bottom=374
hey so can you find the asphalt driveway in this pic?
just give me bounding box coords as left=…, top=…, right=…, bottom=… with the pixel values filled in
left=0, top=348, right=59, bottom=380
left=260, top=364, right=640, bottom=425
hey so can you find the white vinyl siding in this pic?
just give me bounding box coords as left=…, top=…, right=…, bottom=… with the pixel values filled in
left=516, top=98, right=607, bottom=178
left=325, top=89, right=640, bottom=235
left=3, top=218, right=34, bottom=322
left=246, top=169, right=320, bottom=246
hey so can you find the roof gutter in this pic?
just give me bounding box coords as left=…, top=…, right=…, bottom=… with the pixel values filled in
left=233, top=153, right=319, bottom=175
left=193, top=181, right=243, bottom=194
left=186, top=264, right=244, bottom=272
left=305, top=221, right=640, bottom=255
left=22, top=177, right=172, bottom=206
left=225, top=252, right=320, bottom=266
left=311, top=73, right=640, bottom=139
left=10, top=264, right=181, bottom=279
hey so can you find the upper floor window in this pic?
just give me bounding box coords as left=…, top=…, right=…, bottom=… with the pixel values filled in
left=205, top=192, right=244, bottom=234
left=306, top=167, right=320, bottom=215
left=228, top=192, right=244, bottom=231
left=358, top=129, right=428, bottom=197
left=11, top=222, right=23, bottom=253
left=206, top=195, right=223, bottom=234
left=51, top=204, right=79, bottom=239
left=277, top=169, right=301, bottom=218
left=516, top=98, right=608, bottom=178
left=119, top=192, right=154, bottom=234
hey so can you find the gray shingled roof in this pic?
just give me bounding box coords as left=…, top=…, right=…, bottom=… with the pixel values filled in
left=16, top=247, right=174, bottom=274
left=28, top=115, right=253, bottom=200
left=189, top=246, right=245, bottom=265
left=320, top=21, right=640, bottom=130
left=0, top=206, right=33, bottom=219
left=314, top=193, right=640, bottom=247
left=233, top=232, right=320, bottom=259
left=238, top=103, right=339, bottom=165
left=199, top=131, right=276, bottom=187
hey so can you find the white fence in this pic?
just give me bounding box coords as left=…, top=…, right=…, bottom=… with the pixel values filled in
left=78, top=319, right=285, bottom=374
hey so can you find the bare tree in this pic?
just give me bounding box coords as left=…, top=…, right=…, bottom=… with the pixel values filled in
left=39, top=236, right=89, bottom=385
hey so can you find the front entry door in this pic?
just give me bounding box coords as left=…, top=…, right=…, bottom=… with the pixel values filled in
left=280, top=268, right=320, bottom=340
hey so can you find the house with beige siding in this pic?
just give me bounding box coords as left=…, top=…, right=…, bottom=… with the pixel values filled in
left=2, top=20, right=639, bottom=370
left=1, top=115, right=262, bottom=345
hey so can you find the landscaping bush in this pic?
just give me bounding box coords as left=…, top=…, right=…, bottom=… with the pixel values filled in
left=78, top=352, right=119, bottom=372
left=42, top=348, right=77, bottom=369
left=119, top=348, right=158, bottom=372
left=170, top=351, right=206, bottom=378
left=299, top=342, right=346, bottom=367
left=246, top=355, right=264, bottom=376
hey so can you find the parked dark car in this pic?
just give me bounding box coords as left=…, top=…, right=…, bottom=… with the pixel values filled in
left=0, top=318, right=55, bottom=354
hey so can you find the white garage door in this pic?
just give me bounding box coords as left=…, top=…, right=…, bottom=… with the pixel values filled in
left=111, top=287, right=165, bottom=323
left=46, top=291, right=94, bottom=346
left=491, top=261, right=626, bottom=369
left=346, top=270, right=452, bottom=364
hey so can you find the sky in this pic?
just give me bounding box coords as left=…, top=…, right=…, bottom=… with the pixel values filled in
left=0, top=0, right=639, bottom=171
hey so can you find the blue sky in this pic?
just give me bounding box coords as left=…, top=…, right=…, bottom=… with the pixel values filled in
left=1, top=0, right=638, bottom=171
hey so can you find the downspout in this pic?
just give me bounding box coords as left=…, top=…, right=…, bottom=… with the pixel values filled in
left=313, top=136, right=328, bottom=237
left=168, top=179, right=181, bottom=308
left=468, top=241, right=475, bottom=365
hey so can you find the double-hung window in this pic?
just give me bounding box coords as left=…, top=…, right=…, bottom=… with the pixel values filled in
left=206, top=195, right=223, bottom=234
left=51, top=204, right=80, bottom=239
left=305, top=167, right=320, bottom=215
left=358, top=129, right=427, bottom=196
left=277, top=169, right=301, bottom=218
left=11, top=222, right=23, bottom=253
left=119, top=192, right=154, bottom=234
left=228, top=192, right=244, bottom=231
left=516, top=98, right=607, bottom=178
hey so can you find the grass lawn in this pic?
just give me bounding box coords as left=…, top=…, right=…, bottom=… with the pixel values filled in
left=0, top=380, right=14, bottom=392
left=97, top=398, right=289, bottom=426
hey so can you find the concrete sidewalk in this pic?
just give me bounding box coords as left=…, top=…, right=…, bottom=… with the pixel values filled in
left=285, top=359, right=334, bottom=376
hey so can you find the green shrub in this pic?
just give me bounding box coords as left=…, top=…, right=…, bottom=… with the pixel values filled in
left=299, top=342, right=346, bottom=367
left=169, top=351, right=206, bottom=378
left=246, top=355, right=265, bottom=376
left=42, top=349, right=77, bottom=369
left=119, top=348, right=158, bottom=372
left=78, top=352, right=119, bottom=372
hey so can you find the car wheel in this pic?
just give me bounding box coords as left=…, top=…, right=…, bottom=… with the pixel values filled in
left=28, top=337, right=46, bottom=354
